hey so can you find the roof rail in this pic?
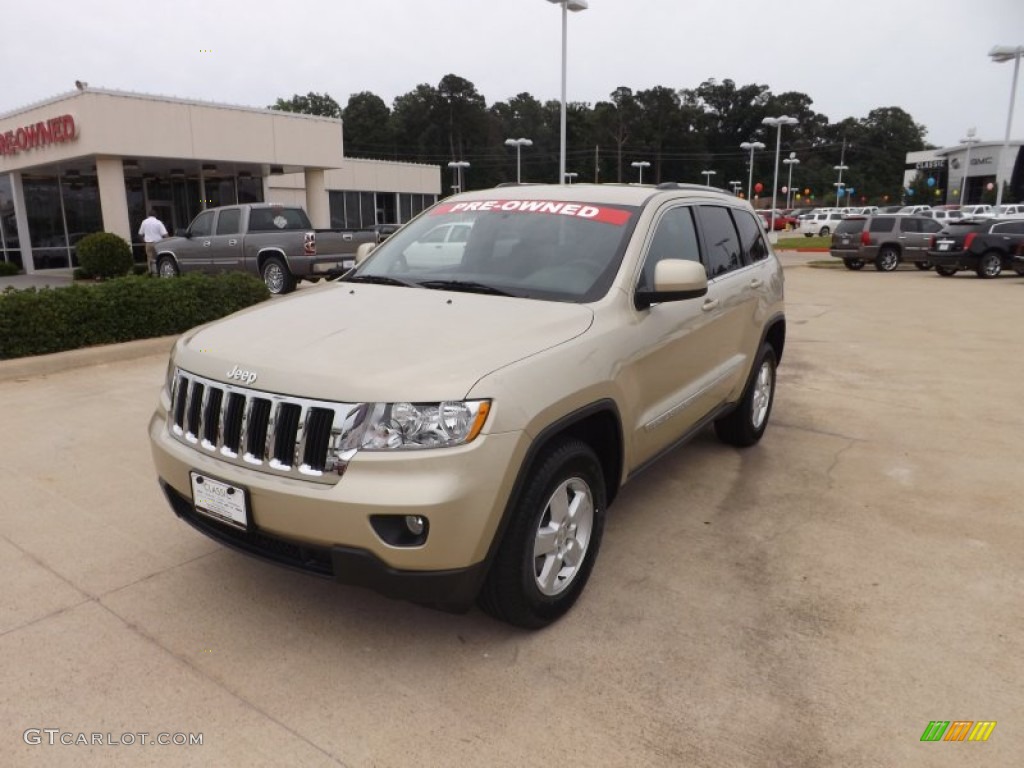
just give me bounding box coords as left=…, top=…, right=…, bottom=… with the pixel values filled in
left=655, top=182, right=731, bottom=194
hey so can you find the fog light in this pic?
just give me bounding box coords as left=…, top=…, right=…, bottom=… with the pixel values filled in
left=404, top=515, right=426, bottom=535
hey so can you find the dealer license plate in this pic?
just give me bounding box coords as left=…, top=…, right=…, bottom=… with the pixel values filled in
left=939, top=242, right=950, bottom=251
left=190, top=472, right=248, bottom=529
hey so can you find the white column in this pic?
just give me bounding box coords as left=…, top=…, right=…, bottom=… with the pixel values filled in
left=9, top=172, right=34, bottom=274
left=304, top=168, right=329, bottom=228
left=95, top=156, right=131, bottom=244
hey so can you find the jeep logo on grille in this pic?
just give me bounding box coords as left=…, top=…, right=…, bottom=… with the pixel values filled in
left=226, top=365, right=258, bottom=385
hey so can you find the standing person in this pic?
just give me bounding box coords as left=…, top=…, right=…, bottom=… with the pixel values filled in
left=138, top=210, right=168, bottom=275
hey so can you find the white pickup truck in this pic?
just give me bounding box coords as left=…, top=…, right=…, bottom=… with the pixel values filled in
left=155, top=204, right=376, bottom=294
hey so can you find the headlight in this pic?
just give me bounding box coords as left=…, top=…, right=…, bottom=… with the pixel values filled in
left=165, top=360, right=177, bottom=396
left=338, top=400, right=490, bottom=451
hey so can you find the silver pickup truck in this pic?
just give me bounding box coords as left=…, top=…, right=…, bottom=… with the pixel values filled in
left=155, top=204, right=376, bottom=294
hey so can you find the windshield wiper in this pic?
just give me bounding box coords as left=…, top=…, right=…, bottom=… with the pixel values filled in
left=417, top=279, right=517, bottom=297
left=343, top=274, right=421, bottom=288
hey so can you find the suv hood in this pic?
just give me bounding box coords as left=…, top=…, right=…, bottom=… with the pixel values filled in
left=175, top=283, right=594, bottom=402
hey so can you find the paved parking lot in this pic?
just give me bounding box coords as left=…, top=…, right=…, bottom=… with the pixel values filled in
left=2, top=257, right=1022, bottom=767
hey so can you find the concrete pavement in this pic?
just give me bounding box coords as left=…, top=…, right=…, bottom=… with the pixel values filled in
left=1, top=262, right=1022, bottom=766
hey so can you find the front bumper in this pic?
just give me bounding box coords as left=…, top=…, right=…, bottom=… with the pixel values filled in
left=150, top=402, right=527, bottom=605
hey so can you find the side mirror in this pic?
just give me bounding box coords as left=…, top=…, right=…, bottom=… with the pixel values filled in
left=355, top=242, right=376, bottom=265
left=635, top=259, right=708, bottom=310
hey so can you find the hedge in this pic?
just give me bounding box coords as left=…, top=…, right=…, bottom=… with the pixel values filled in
left=0, top=273, right=270, bottom=360
left=76, top=232, right=133, bottom=278
left=0, top=261, right=19, bottom=277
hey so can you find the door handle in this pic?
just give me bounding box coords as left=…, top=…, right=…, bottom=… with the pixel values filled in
left=702, top=298, right=719, bottom=312
left=203, top=240, right=211, bottom=247
left=749, top=278, right=763, bottom=289
left=228, top=239, right=238, bottom=246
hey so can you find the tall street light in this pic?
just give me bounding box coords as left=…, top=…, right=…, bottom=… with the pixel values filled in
left=782, top=152, right=800, bottom=208
left=504, top=137, right=533, bottom=183
left=564, top=172, right=578, bottom=184
left=959, top=128, right=980, bottom=205
left=701, top=169, right=717, bottom=186
left=546, top=0, right=589, bottom=185
left=834, top=163, right=849, bottom=206
left=447, top=160, right=470, bottom=194
left=630, top=160, right=650, bottom=184
left=763, top=115, right=799, bottom=233
left=729, top=180, right=743, bottom=196
left=988, top=45, right=1023, bottom=208
left=740, top=140, right=765, bottom=202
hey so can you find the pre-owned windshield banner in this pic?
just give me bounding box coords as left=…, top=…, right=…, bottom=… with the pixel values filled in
left=431, top=200, right=632, bottom=225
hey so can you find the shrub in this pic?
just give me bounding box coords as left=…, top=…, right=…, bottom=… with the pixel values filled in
left=0, top=272, right=270, bottom=360
left=75, top=232, right=133, bottom=279
left=0, top=261, right=20, bottom=276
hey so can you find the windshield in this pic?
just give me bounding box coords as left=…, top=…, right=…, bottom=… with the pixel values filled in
left=346, top=198, right=639, bottom=302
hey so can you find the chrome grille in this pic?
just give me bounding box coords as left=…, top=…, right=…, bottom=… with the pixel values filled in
left=168, top=369, right=358, bottom=484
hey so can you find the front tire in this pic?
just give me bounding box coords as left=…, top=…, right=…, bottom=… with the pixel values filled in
left=715, top=344, right=777, bottom=447
left=935, top=266, right=957, bottom=277
left=478, top=439, right=606, bottom=629
left=976, top=251, right=1002, bottom=279
left=819, top=227, right=831, bottom=237
left=157, top=256, right=179, bottom=278
left=261, top=256, right=296, bottom=294
left=914, top=261, right=931, bottom=270
left=843, top=259, right=865, bottom=271
left=875, top=247, right=900, bottom=272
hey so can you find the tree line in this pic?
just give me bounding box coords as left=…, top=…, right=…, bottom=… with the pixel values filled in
left=270, top=75, right=930, bottom=206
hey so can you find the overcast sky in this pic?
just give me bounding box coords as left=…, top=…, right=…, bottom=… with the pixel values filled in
left=2, top=0, right=1021, bottom=151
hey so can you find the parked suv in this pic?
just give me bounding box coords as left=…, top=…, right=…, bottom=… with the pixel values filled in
left=829, top=214, right=942, bottom=271
left=799, top=211, right=844, bottom=237
left=150, top=184, right=786, bottom=628
left=927, top=219, right=1024, bottom=278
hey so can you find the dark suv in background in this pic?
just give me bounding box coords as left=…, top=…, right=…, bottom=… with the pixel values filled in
left=927, top=219, right=1024, bottom=278
left=829, top=215, right=943, bottom=271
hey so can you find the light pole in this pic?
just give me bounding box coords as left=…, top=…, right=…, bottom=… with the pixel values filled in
left=564, top=172, right=578, bottom=184
left=630, top=160, right=650, bottom=184
left=546, top=0, right=589, bottom=184
left=729, top=180, right=743, bottom=196
left=740, top=140, right=765, bottom=202
left=958, top=128, right=980, bottom=205
left=504, top=137, right=533, bottom=184
left=833, top=163, right=849, bottom=206
left=701, top=169, right=717, bottom=186
left=782, top=152, right=800, bottom=208
left=988, top=45, right=1023, bottom=208
left=447, top=160, right=470, bottom=194
left=763, top=115, right=799, bottom=233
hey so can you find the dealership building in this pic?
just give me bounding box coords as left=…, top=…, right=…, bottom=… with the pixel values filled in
left=904, top=140, right=1024, bottom=204
left=0, top=87, right=441, bottom=272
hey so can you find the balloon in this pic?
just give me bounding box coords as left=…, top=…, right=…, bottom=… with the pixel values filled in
left=848, top=188, right=855, bottom=195
left=754, top=182, right=763, bottom=194
left=935, top=189, right=941, bottom=196
left=804, top=188, right=810, bottom=195
left=795, top=193, right=801, bottom=200
left=926, top=177, right=935, bottom=187
left=884, top=195, right=889, bottom=202
left=861, top=196, right=866, bottom=202
left=781, top=186, right=788, bottom=194
left=906, top=188, right=914, bottom=196
left=952, top=189, right=959, bottom=196
left=986, top=182, right=994, bottom=191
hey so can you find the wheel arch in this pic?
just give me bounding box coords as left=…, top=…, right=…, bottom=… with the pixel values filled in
left=256, top=248, right=290, bottom=272
left=479, top=400, right=624, bottom=579
left=763, top=315, right=786, bottom=364
left=877, top=241, right=902, bottom=256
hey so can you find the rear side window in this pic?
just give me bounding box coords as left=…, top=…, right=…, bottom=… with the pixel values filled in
left=993, top=221, right=1024, bottom=235
left=697, top=206, right=743, bottom=277
left=216, top=209, right=241, bottom=235
left=732, top=209, right=769, bottom=263
left=835, top=219, right=866, bottom=235
left=919, top=218, right=942, bottom=233
left=869, top=217, right=896, bottom=233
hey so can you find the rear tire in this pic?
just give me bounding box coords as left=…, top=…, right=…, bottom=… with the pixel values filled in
left=715, top=344, right=777, bottom=448
left=261, top=256, right=296, bottom=294
left=819, top=227, right=831, bottom=237
left=478, top=439, right=606, bottom=628
left=843, top=259, right=865, bottom=271
left=914, top=261, right=930, bottom=270
left=875, top=247, right=900, bottom=272
left=976, top=252, right=1002, bottom=279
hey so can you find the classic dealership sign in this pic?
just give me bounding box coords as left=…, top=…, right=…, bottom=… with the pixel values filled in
left=0, top=114, right=77, bottom=156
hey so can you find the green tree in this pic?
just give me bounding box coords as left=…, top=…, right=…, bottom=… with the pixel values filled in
left=269, top=92, right=342, bottom=119
left=342, top=91, right=393, bottom=158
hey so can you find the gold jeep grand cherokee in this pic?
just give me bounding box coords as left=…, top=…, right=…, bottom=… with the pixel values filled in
left=150, top=183, right=786, bottom=628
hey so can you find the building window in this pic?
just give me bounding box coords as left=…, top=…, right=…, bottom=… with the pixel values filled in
left=61, top=173, right=102, bottom=267
left=22, top=173, right=69, bottom=269
left=0, top=174, right=22, bottom=268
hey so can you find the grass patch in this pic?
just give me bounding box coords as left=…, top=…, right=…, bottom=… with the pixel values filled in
left=806, top=259, right=844, bottom=269
left=776, top=235, right=830, bottom=250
